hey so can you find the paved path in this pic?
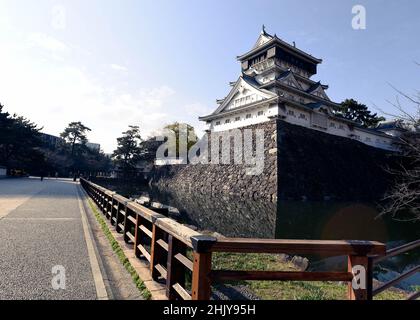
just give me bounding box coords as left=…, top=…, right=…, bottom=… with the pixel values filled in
left=0, top=178, right=106, bottom=300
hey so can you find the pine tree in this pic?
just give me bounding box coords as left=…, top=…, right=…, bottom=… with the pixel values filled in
left=337, top=99, right=385, bottom=128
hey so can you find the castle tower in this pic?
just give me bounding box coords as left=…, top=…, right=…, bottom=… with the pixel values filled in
left=199, top=27, right=396, bottom=151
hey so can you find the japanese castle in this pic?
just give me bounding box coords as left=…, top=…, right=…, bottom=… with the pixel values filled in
left=199, top=27, right=400, bottom=151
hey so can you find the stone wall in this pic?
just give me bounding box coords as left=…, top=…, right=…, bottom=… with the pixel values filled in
left=151, top=119, right=396, bottom=201
left=152, top=120, right=278, bottom=201
left=276, top=120, right=396, bottom=201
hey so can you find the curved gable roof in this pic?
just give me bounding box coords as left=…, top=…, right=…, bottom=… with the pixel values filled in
left=200, top=75, right=277, bottom=119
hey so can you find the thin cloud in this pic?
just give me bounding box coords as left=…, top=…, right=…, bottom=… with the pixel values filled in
left=110, top=64, right=128, bottom=72
left=27, top=32, right=69, bottom=52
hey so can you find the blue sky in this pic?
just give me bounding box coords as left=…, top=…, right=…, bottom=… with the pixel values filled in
left=0, top=0, right=419, bottom=152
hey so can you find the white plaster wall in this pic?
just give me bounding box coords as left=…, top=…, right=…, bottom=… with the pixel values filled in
left=207, top=105, right=396, bottom=151
left=284, top=107, right=311, bottom=127
left=211, top=106, right=271, bottom=132
left=255, top=72, right=276, bottom=85
left=354, top=128, right=396, bottom=151
left=326, top=120, right=350, bottom=138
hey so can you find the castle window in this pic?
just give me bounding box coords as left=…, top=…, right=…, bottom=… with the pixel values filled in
left=258, top=111, right=264, bottom=116
left=215, top=121, right=220, bottom=126
left=287, top=109, right=295, bottom=117
left=225, top=119, right=231, bottom=124
left=329, top=122, right=336, bottom=128
left=246, top=114, right=252, bottom=119
left=299, top=98, right=305, bottom=104
left=299, top=113, right=306, bottom=120
left=235, top=116, right=241, bottom=122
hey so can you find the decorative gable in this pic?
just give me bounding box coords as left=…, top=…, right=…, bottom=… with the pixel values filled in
left=308, top=85, right=330, bottom=101
left=278, top=72, right=303, bottom=90
left=213, top=77, right=276, bottom=115
left=252, top=33, right=273, bottom=50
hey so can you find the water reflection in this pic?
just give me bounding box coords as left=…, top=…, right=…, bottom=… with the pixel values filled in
left=148, top=187, right=278, bottom=238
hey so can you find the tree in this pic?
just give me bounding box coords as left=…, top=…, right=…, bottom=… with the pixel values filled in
left=0, top=103, right=43, bottom=171
left=337, top=99, right=385, bottom=128
left=139, top=136, right=162, bottom=162
left=379, top=75, right=420, bottom=221
left=0, top=105, right=111, bottom=177
left=60, top=122, right=91, bottom=156
left=164, top=122, right=198, bottom=157
left=112, top=126, right=143, bottom=177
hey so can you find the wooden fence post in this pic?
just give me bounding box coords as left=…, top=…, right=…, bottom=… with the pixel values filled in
left=367, top=256, right=374, bottom=300
left=151, top=224, right=167, bottom=281
left=347, top=255, right=370, bottom=300
left=166, top=234, right=186, bottom=299
left=123, top=206, right=131, bottom=243
left=134, top=214, right=143, bottom=259
left=106, top=192, right=115, bottom=220
left=110, top=195, right=116, bottom=226
left=190, top=235, right=217, bottom=300
left=104, top=194, right=109, bottom=218
left=101, top=192, right=106, bottom=214
left=115, top=201, right=123, bottom=232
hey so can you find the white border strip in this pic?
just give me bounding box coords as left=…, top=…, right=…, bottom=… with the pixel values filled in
left=76, top=186, right=109, bottom=300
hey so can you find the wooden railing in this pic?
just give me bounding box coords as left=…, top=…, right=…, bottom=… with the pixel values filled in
left=80, top=178, right=389, bottom=300
left=369, top=239, right=420, bottom=300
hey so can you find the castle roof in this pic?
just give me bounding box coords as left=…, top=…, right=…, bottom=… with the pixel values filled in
left=237, top=27, right=322, bottom=65
left=199, top=75, right=277, bottom=121
left=306, top=81, right=328, bottom=93
left=377, top=120, right=407, bottom=131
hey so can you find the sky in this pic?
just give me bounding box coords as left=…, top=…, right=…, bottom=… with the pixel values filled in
left=0, top=0, right=419, bottom=153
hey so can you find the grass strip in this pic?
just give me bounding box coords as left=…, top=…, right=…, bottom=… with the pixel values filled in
left=88, top=198, right=152, bottom=300
left=212, top=252, right=408, bottom=300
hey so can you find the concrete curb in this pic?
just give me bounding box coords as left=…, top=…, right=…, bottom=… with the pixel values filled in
left=76, top=186, right=110, bottom=300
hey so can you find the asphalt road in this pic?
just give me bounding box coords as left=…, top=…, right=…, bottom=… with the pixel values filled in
left=0, top=178, right=101, bottom=300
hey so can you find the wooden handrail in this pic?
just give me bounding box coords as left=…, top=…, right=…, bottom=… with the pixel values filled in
left=371, top=239, right=420, bottom=300
left=79, top=178, right=389, bottom=301
left=211, top=238, right=386, bottom=256
left=209, top=270, right=354, bottom=282
left=373, top=239, right=420, bottom=263
left=373, top=266, right=420, bottom=296
left=407, top=291, right=420, bottom=300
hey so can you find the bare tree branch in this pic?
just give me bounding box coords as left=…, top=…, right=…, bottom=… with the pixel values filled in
left=378, top=64, right=420, bottom=221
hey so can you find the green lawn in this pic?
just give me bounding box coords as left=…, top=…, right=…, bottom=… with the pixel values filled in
left=212, top=252, right=408, bottom=300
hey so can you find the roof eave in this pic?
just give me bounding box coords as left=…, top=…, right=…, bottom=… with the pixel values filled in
left=262, top=80, right=340, bottom=107
left=237, top=38, right=322, bottom=64
left=199, top=97, right=279, bottom=122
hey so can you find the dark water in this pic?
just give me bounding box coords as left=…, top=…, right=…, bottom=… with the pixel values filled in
left=95, top=179, right=420, bottom=289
